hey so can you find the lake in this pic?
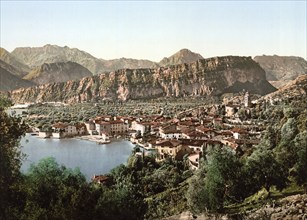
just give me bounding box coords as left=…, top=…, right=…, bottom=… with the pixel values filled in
left=20, top=134, right=135, bottom=180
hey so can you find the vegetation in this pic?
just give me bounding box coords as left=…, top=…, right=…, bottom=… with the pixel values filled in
left=1, top=94, right=306, bottom=219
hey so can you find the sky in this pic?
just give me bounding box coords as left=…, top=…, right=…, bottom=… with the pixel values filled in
left=0, top=1, right=306, bottom=61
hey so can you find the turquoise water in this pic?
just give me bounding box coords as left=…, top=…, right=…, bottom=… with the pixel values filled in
left=20, top=135, right=134, bottom=180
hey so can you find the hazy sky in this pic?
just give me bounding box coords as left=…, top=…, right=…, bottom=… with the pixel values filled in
left=1, top=1, right=306, bottom=61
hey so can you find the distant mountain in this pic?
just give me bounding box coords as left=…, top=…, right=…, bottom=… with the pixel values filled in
left=0, top=47, right=30, bottom=76
left=159, top=49, right=204, bottom=66
left=11, top=45, right=205, bottom=75
left=0, top=66, right=35, bottom=91
left=11, top=44, right=107, bottom=75
left=0, top=60, right=26, bottom=78
left=262, top=75, right=307, bottom=104
left=254, top=55, right=307, bottom=88
left=23, top=61, right=93, bottom=85
left=9, top=56, right=276, bottom=103
left=101, top=58, right=159, bottom=72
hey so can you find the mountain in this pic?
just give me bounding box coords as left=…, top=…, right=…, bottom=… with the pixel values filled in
left=11, top=44, right=106, bottom=75
left=159, top=49, right=204, bottom=66
left=9, top=56, right=276, bottom=103
left=0, top=66, right=35, bottom=91
left=263, top=74, right=307, bottom=101
left=0, top=60, right=26, bottom=78
left=11, top=45, right=204, bottom=75
left=23, top=61, right=93, bottom=85
left=101, top=58, right=159, bottom=72
left=254, top=55, right=307, bottom=88
left=0, top=47, right=30, bottom=76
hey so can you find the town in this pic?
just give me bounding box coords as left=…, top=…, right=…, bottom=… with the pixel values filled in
left=8, top=92, right=278, bottom=171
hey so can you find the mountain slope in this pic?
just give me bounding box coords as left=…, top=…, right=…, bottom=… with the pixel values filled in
left=263, top=74, right=307, bottom=101
left=0, top=47, right=30, bottom=76
left=101, top=58, right=159, bottom=71
left=9, top=56, right=276, bottom=103
left=23, top=61, right=93, bottom=85
left=159, top=49, right=204, bottom=66
left=11, top=44, right=106, bottom=75
left=0, top=67, right=35, bottom=91
left=0, top=60, right=27, bottom=78
left=254, top=55, right=307, bottom=88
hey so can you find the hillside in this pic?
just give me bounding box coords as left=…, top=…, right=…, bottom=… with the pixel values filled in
left=11, top=44, right=105, bottom=75
left=254, top=55, right=307, bottom=88
left=9, top=56, right=276, bottom=103
left=159, top=49, right=204, bottom=66
left=0, top=60, right=27, bottom=78
left=23, top=61, right=93, bottom=85
left=263, top=74, right=307, bottom=101
left=0, top=66, right=35, bottom=91
left=0, top=47, right=30, bottom=76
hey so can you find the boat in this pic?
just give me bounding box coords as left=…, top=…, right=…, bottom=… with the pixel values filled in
left=96, top=140, right=111, bottom=144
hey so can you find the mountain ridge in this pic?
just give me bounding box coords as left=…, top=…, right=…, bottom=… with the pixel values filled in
left=9, top=56, right=276, bottom=103
left=23, top=61, right=93, bottom=85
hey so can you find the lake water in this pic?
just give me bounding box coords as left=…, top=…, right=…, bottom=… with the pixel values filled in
left=20, top=135, right=135, bottom=180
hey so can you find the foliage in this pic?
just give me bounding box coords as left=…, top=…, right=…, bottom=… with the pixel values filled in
left=245, top=147, right=288, bottom=196
left=0, top=109, right=28, bottom=219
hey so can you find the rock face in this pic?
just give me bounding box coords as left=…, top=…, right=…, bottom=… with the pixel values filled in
left=254, top=55, right=307, bottom=88
left=9, top=56, right=276, bottom=103
left=159, top=49, right=204, bottom=67
left=23, top=61, right=93, bottom=85
left=0, top=47, right=30, bottom=76
left=0, top=65, right=35, bottom=91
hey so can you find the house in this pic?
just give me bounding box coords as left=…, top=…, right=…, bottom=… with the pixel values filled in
left=91, top=175, right=110, bottom=185
left=85, top=120, right=96, bottom=134
left=95, top=121, right=111, bottom=135
left=225, top=104, right=240, bottom=117
left=188, top=153, right=201, bottom=170
left=131, top=121, right=152, bottom=136
left=155, top=139, right=192, bottom=161
left=52, top=122, right=78, bottom=138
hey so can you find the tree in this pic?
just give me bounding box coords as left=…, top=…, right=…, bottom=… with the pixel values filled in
left=245, top=147, right=288, bottom=197
left=187, top=147, right=245, bottom=213
left=22, top=157, right=96, bottom=219
left=0, top=109, right=28, bottom=219
left=293, top=131, right=307, bottom=192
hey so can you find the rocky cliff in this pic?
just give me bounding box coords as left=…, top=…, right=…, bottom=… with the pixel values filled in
left=254, top=55, right=307, bottom=88
left=9, top=56, right=276, bottom=103
left=23, top=61, right=93, bottom=85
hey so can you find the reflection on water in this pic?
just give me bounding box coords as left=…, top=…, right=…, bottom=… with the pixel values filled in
left=20, top=134, right=135, bottom=180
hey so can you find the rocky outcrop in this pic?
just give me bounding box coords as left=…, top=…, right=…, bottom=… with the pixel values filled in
left=159, top=49, right=204, bottom=67
left=0, top=66, right=35, bottom=91
left=0, top=47, right=30, bottom=76
left=23, top=61, right=93, bottom=85
left=9, top=56, right=276, bottom=103
left=254, top=55, right=307, bottom=88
